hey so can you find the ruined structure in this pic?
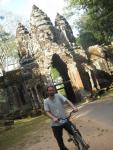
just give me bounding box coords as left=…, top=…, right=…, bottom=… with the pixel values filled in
left=0, top=5, right=113, bottom=115
left=28, top=5, right=86, bottom=101
left=16, top=22, right=45, bottom=111
left=13, top=5, right=113, bottom=104
left=88, top=45, right=113, bottom=88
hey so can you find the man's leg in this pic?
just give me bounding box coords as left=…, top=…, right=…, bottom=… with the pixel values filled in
left=63, top=122, right=74, bottom=135
left=52, top=125, right=69, bottom=150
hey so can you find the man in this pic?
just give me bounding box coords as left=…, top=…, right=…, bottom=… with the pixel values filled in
left=44, top=85, right=78, bottom=150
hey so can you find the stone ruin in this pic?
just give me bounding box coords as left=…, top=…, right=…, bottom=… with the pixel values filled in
left=16, top=5, right=112, bottom=103
left=0, top=5, right=113, bottom=116
left=16, top=5, right=85, bottom=103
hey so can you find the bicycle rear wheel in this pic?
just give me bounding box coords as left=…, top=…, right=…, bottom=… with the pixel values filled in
left=72, top=131, right=89, bottom=150
left=67, top=121, right=89, bottom=150
left=69, top=134, right=81, bottom=150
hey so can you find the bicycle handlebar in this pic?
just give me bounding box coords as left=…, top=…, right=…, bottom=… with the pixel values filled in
left=58, top=110, right=76, bottom=121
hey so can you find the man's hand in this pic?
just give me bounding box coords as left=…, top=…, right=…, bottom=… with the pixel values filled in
left=46, top=112, right=59, bottom=122
left=72, top=107, right=78, bottom=112
left=52, top=117, right=58, bottom=123
left=66, top=100, right=78, bottom=113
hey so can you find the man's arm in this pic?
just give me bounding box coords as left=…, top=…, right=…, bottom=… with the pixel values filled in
left=46, top=111, right=58, bottom=122
left=44, top=100, right=58, bottom=122
left=66, top=100, right=78, bottom=112
left=57, top=93, right=78, bottom=112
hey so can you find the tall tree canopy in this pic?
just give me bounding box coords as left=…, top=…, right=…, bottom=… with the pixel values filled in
left=0, top=25, right=18, bottom=58
left=66, top=0, right=113, bottom=46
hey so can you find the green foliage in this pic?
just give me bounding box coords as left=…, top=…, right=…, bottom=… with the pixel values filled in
left=51, top=67, right=60, bottom=80
left=0, top=115, right=47, bottom=150
left=79, top=31, right=97, bottom=49
left=56, top=84, right=66, bottom=96
left=66, top=0, right=113, bottom=44
left=50, top=67, right=66, bottom=96
left=0, top=25, right=18, bottom=58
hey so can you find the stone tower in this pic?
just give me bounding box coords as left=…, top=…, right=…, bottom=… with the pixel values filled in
left=16, top=23, right=30, bottom=58
left=55, top=13, right=75, bottom=46
left=16, top=5, right=93, bottom=103
left=29, top=5, right=82, bottom=102
left=16, top=22, right=44, bottom=110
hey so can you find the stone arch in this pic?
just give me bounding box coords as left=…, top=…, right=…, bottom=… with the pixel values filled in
left=16, top=5, right=85, bottom=104
left=40, top=47, right=83, bottom=103
left=51, top=53, right=76, bottom=103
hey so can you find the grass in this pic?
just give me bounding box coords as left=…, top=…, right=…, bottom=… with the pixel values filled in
left=0, top=115, right=48, bottom=150
left=0, top=88, right=113, bottom=150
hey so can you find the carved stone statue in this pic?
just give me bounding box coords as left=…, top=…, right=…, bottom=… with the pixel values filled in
left=16, top=23, right=30, bottom=58
left=55, top=13, right=75, bottom=45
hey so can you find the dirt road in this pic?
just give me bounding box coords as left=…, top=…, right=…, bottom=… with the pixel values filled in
left=9, top=114, right=113, bottom=150
left=7, top=98, right=113, bottom=150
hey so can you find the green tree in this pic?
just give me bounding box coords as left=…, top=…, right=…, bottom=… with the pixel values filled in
left=51, top=67, right=60, bottom=80
left=79, top=31, right=97, bottom=50
left=66, top=0, right=113, bottom=44
left=0, top=25, right=18, bottom=58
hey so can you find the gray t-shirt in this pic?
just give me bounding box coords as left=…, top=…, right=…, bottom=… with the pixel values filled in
left=44, top=93, right=67, bottom=126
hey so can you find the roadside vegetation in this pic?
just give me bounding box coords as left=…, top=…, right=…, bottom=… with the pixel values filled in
left=0, top=115, right=48, bottom=150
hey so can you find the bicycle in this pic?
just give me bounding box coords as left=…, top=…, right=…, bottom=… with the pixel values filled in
left=58, top=111, right=90, bottom=150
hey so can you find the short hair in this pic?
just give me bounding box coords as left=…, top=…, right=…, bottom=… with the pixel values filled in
left=46, top=85, right=55, bottom=91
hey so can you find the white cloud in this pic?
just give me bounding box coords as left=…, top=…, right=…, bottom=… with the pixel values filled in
left=0, top=0, right=11, bottom=6
left=1, top=0, right=80, bottom=35
left=0, top=0, right=65, bottom=23
left=16, top=0, right=65, bottom=22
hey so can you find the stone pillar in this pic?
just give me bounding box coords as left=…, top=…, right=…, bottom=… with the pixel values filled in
left=29, top=88, right=39, bottom=110
left=67, top=63, right=83, bottom=101
left=27, top=88, right=34, bottom=108
left=87, top=70, right=95, bottom=90
left=96, top=78, right=100, bottom=90
left=35, top=86, right=42, bottom=105
left=32, top=87, right=41, bottom=108
left=6, top=86, right=16, bottom=110
left=68, top=64, right=84, bottom=87
left=83, top=64, right=100, bottom=92
left=13, top=86, right=22, bottom=108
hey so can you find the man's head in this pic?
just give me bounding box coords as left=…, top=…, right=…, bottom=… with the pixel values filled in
left=47, top=85, right=56, bottom=97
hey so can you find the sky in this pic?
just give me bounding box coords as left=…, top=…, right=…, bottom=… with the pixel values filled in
left=0, top=0, right=82, bottom=36
left=0, top=0, right=66, bottom=22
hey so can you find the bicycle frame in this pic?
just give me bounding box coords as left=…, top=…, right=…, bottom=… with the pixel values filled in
left=58, top=111, right=89, bottom=150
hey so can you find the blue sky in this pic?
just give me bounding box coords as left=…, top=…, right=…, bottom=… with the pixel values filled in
left=0, top=0, right=27, bottom=14
left=0, top=0, right=65, bottom=21
left=0, top=0, right=82, bottom=36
